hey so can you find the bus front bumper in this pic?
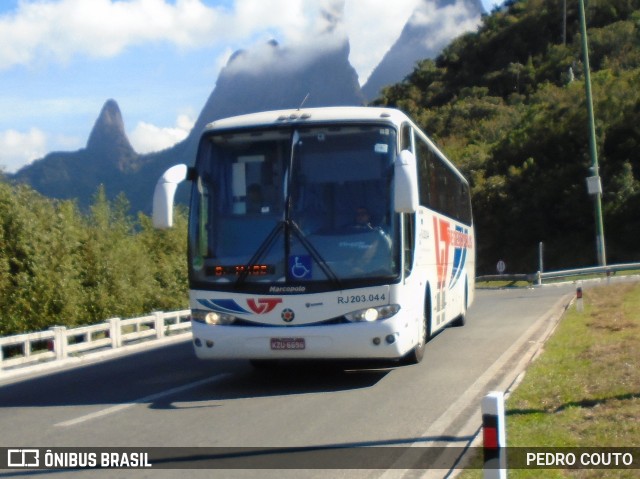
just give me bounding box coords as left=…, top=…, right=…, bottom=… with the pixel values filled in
left=190, top=317, right=416, bottom=360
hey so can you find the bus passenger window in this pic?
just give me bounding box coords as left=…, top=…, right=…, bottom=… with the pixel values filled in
left=404, top=213, right=415, bottom=275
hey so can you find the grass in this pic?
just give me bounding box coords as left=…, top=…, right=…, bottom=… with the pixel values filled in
left=458, top=282, right=640, bottom=478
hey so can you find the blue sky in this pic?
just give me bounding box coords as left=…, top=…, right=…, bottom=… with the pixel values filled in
left=0, top=0, right=498, bottom=173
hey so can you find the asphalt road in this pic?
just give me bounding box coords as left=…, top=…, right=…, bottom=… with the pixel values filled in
left=0, top=285, right=574, bottom=479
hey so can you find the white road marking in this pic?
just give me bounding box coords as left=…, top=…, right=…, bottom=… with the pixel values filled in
left=55, top=373, right=232, bottom=427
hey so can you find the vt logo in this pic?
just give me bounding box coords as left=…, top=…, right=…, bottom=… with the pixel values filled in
left=247, top=298, right=283, bottom=314
left=433, top=217, right=451, bottom=290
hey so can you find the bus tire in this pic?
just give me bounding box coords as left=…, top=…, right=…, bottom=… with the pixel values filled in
left=402, top=287, right=431, bottom=365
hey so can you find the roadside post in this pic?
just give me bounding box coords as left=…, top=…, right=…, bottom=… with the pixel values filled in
left=482, top=391, right=507, bottom=479
left=576, top=283, right=584, bottom=312
left=538, top=242, right=544, bottom=285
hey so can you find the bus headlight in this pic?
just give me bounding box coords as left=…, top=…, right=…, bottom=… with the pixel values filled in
left=191, top=309, right=236, bottom=325
left=345, top=304, right=400, bottom=322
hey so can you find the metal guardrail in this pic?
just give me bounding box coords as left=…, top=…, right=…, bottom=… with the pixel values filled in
left=476, top=262, right=640, bottom=285
left=0, top=310, right=191, bottom=372
left=475, top=273, right=537, bottom=283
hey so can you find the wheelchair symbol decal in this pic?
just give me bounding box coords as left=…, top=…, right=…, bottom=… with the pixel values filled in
left=289, top=255, right=312, bottom=279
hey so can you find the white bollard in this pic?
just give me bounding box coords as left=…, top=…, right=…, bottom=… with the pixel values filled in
left=108, top=317, right=122, bottom=348
left=50, top=326, right=68, bottom=361
left=482, top=391, right=507, bottom=479
left=154, top=311, right=166, bottom=339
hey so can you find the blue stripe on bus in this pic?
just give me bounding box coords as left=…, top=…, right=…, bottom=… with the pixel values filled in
left=197, top=299, right=250, bottom=315
left=449, top=226, right=467, bottom=289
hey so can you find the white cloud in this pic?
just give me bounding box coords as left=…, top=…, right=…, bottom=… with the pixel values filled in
left=0, top=128, right=47, bottom=173
left=222, top=0, right=424, bottom=82
left=223, top=28, right=348, bottom=77
left=129, top=113, right=195, bottom=154
left=0, top=0, right=419, bottom=85
left=0, top=0, right=349, bottom=70
left=344, top=0, right=422, bottom=84
left=0, top=0, right=238, bottom=70
left=410, top=1, right=482, bottom=50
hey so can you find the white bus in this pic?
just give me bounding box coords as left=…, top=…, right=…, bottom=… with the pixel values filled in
left=153, top=107, right=474, bottom=365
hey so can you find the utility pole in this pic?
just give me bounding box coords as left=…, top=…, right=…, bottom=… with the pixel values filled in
left=563, top=0, right=567, bottom=45
left=578, top=0, right=607, bottom=266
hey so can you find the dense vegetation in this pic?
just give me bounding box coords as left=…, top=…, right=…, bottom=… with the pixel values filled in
left=0, top=179, right=187, bottom=335
left=375, top=0, right=640, bottom=273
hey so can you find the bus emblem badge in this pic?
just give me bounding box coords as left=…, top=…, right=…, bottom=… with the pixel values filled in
left=281, top=309, right=295, bottom=323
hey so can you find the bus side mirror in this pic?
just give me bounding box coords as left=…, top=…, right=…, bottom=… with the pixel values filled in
left=394, top=150, right=419, bottom=213
left=152, top=164, right=189, bottom=229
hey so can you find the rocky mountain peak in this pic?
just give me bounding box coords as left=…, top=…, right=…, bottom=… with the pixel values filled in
left=86, top=100, right=134, bottom=152
left=85, top=99, right=137, bottom=171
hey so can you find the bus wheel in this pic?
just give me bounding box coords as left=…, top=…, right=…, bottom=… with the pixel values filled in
left=402, top=289, right=431, bottom=365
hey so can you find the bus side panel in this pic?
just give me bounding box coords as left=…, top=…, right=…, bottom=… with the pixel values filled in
left=416, top=208, right=474, bottom=334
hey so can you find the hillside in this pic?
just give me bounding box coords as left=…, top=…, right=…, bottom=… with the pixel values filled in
left=375, top=0, right=640, bottom=273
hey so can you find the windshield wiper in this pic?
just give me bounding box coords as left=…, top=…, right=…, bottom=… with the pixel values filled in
left=235, top=222, right=284, bottom=288
left=234, top=218, right=341, bottom=288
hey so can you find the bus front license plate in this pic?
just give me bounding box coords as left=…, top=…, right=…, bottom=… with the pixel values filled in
left=271, top=338, right=305, bottom=350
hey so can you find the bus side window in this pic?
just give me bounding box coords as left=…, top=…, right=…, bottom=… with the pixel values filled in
left=415, top=136, right=432, bottom=208
left=401, top=124, right=413, bottom=152
left=404, top=213, right=415, bottom=276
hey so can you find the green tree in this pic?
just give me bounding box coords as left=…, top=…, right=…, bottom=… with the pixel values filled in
left=0, top=180, right=188, bottom=336
left=0, top=180, right=85, bottom=334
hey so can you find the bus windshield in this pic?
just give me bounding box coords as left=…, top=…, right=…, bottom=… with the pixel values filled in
left=188, top=124, right=400, bottom=290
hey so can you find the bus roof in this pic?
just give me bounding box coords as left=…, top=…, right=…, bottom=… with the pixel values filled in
left=203, top=106, right=411, bottom=133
